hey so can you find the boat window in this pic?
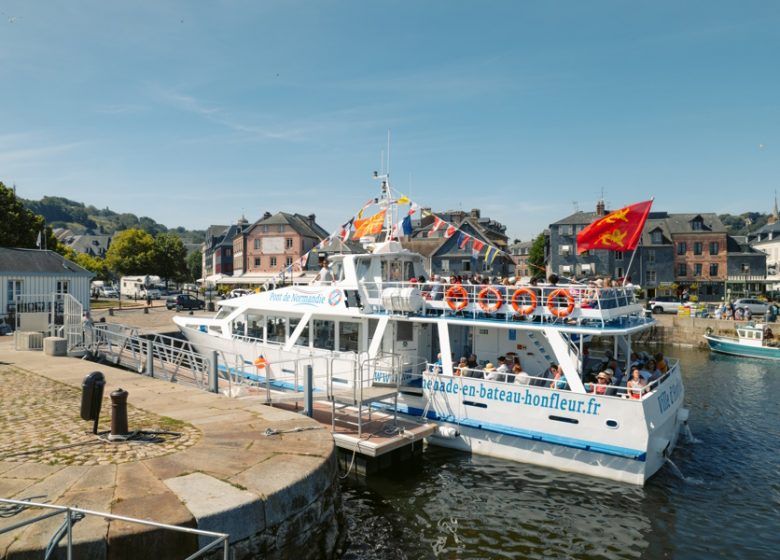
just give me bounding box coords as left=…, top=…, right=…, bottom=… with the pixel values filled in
left=339, top=321, right=361, bottom=353
left=247, top=313, right=264, bottom=339
left=387, top=260, right=403, bottom=282
left=368, top=319, right=379, bottom=340
left=396, top=321, right=413, bottom=342
left=328, top=262, right=343, bottom=282
left=266, top=316, right=286, bottom=344
left=356, top=259, right=371, bottom=280
left=289, top=315, right=310, bottom=347
left=214, top=308, right=231, bottom=320
left=208, top=325, right=223, bottom=335
left=380, top=260, right=388, bottom=281
left=403, top=261, right=415, bottom=281
left=313, top=319, right=335, bottom=350
left=231, top=318, right=246, bottom=337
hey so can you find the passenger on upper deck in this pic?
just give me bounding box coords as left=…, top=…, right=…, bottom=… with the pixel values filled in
left=455, top=357, right=468, bottom=376
left=484, top=362, right=503, bottom=382
left=496, top=356, right=509, bottom=373
left=463, top=354, right=483, bottom=379
left=314, top=254, right=333, bottom=285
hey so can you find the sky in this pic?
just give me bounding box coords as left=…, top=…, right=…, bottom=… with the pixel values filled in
left=1, top=0, right=779, bottom=241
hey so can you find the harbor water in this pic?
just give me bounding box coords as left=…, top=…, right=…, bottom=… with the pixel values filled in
left=339, top=345, right=779, bottom=559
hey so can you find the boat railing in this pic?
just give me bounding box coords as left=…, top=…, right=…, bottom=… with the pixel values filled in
left=362, top=280, right=641, bottom=324
left=423, top=361, right=671, bottom=400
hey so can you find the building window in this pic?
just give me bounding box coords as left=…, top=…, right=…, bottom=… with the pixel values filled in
left=647, top=249, right=656, bottom=264
left=278, top=225, right=285, bottom=233
left=709, top=263, right=719, bottom=276
left=741, top=263, right=750, bottom=274
left=677, top=263, right=687, bottom=276
left=645, top=270, right=656, bottom=284
left=693, top=242, right=703, bottom=256
left=615, top=251, right=623, bottom=261
left=651, top=231, right=663, bottom=244
left=270, top=257, right=277, bottom=267
left=677, top=242, right=686, bottom=255
left=559, top=245, right=572, bottom=256
left=615, top=267, right=624, bottom=278
left=462, top=260, right=471, bottom=272
left=440, top=259, right=449, bottom=271
left=285, top=257, right=292, bottom=266
left=694, top=264, right=702, bottom=276
left=286, top=238, right=293, bottom=249
left=262, top=225, right=269, bottom=233
left=691, top=219, right=703, bottom=231
left=559, top=225, right=572, bottom=236
left=56, top=281, right=69, bottom=294
left=254, top=257, right=261, bottom=267
left=709, top=241, right=718, bottom=255
left=6, top=280, right=22, bottom=306
left=254, top=239, right=261, bottom=250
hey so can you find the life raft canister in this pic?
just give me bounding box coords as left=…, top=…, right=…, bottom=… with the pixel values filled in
left=254, top=355, right=268, bottom=369
left=445, top=285, right=469, bottom=311
left=511, top=287, right=537, bottom=316
left=546, top=288, right=575, bottom=317
left=477, top=286, right=503, bottom=313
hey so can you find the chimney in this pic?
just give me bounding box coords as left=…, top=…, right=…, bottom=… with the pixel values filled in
left=308, top=213, right=316, bottom=225
left=262, top=211, right=272, bottom=220
left=596, top=200, right=605, bottom=216
left=470, top=208, right=481, bottom=219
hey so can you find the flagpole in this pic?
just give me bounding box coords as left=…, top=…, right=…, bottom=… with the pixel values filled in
left=621, top=197, right=653, bottom=287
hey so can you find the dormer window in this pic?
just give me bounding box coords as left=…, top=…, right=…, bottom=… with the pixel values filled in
left=651, top=230, right=662, bottom=244
left=691, top=217, right=703, bottom=231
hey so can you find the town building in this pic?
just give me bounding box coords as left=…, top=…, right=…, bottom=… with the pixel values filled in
left=747, top=198, right=780, bottom=296
left=57, top=233, right=112, bottom=258
left=202, top=221, right=244, bottom=284
left=403, top=208, right=513, bottom=278
left=726, top=236, right=770, bottom=299
left=549, top=202, right=764, bottom=301
left=0, top=248, right=93, bottom=326
left=508, top=239, right=534, bottom=280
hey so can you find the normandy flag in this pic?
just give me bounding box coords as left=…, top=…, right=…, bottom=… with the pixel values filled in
left=352, top=209, right=387, bottom=239
left=576, top=200, right=653, bottom=254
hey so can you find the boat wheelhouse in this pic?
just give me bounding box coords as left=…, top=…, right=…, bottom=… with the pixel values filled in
left=174, top=239, right=688, bottom=485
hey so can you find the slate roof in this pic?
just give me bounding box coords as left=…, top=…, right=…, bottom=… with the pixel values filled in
left=551, top=211, right=601, bottom=226
left=663, top=213, right=726, bottom=234
left=65, top=234, right=112, bottom=256
left=253, top=212, right=329, bottom=239
left=0, top=248, right=92, bottom=276
left=727, top=236, right=765, bottom=255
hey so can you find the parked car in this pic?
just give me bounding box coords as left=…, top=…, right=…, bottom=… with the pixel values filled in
left=166, top=294, right=206, bottom=311
left=646, top=296, right=682, bottom=314
left=99, top=286, right=118, bottom=298
left=733, top=298, right=768, bottom=316
left=229, top=289, right=252, bottom=298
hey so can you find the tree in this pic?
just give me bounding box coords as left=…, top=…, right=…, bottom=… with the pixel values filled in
left=0, top=182, right=57, bottom=249
left=59, top=246, right=110, bottom=280
left=187, top=249, right=202, bottom=283
left=528, top=232, right=547, bottom=280
left=151, top=232, right=188, bottom=286
left=105, top=228, right=155, bottom=275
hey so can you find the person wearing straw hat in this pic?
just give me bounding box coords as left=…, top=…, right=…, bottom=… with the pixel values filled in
left=591, top=371, right=611, bottom=395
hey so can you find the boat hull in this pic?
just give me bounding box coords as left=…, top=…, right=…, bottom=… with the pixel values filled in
left=704, top=334, right=780, bottom=361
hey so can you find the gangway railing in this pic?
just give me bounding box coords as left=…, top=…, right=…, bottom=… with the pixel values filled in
left=0, top=498, right=229, bottom=560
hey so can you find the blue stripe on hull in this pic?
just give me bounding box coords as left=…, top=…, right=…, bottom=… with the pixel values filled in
left=379, top=402, right=647, bottom=462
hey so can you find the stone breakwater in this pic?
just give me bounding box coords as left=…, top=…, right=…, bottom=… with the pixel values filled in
left=0, top=339, right=343, bottom=559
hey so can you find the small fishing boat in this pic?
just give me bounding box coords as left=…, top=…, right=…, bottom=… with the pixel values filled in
left=704, top=323, right=780, bottom=360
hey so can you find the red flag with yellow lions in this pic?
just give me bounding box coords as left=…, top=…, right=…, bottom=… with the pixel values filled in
left=576, top=200, right=653, bottom=254
left=352, top=209, right=387, bottom=240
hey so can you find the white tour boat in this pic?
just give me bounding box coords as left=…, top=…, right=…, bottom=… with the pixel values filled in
left=174, top=203, right=688, bottom=486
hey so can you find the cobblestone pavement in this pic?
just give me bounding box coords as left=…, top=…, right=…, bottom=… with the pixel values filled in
left=0, top=366, right=200, bottom=467
left=90, top=306, right=213, bottom=334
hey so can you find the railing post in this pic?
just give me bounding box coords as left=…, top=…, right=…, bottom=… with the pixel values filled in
left=146, top=339, right=154, bottom=377
left=303, top=365, right=313, bottom=417
left=66, top=508, right=73, bottom=560
left=209, top=350, right=219, bottom=393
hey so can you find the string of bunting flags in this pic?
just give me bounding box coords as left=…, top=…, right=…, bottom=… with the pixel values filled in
left=269, top=188, right=512, bottom=286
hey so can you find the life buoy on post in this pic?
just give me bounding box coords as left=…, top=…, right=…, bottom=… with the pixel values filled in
left=445, top=285, right=469, bottom=311
left=511, top=287, right=537, bottom=316
left=547, top=289, right=575, bottom=318
left=478, top=287, right=503, bottom=313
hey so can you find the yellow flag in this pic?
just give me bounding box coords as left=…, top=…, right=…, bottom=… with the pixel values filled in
left=397, top=195, right=410, bottom=205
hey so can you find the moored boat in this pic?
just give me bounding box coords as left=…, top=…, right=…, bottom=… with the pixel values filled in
left=704, top=323, right=780, bottom=360
left=174, top=184, right=689, bottom=485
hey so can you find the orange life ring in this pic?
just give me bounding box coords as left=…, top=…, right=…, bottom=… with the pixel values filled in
left=478, top=286, right=503, bottom=313
left=445, top=285, right=469, bottom=311
left=547, top=289, right=575, bottom=317
left=511, top=287, right=537, bottom=315
left=254, top=356, right=268, bottom=369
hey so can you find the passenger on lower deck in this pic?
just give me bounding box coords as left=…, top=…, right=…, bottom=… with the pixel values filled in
left=626, top=367, right=648, bottom=399
left=513, top=363, right=530, bottom=385
left=548, top=363, right=567, bottom=390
